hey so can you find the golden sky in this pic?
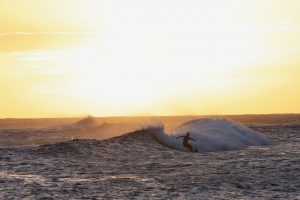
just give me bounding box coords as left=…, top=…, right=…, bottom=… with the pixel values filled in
left=1, top=0, right=300, bottom=117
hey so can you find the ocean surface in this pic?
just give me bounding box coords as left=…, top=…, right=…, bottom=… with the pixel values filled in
left=0, top=115, right=299, bottom=199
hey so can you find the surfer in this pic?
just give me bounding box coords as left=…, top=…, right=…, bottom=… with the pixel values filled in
left=176, top=132, right=196, bottom=152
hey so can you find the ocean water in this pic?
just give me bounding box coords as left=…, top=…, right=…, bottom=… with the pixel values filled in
left=0, top=115, right=299, bottom=199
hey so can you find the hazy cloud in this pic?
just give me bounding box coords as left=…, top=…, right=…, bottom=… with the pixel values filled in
left=0, top=32, right=100, bottom=37
left=0, top=32, right=99, bottom=52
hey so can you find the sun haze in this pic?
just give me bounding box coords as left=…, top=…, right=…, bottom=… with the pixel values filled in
left=1, top=0, right=300, bottom=118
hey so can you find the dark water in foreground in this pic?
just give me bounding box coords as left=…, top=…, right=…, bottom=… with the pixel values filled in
left=0, top=116, right=300, bottom=199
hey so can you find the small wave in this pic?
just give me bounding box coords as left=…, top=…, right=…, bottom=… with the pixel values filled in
left=0, top=117, right=102, bottom=147
left=33, top=139, right=99, bottom=156
left=0, top=117, right=99, bottom=135
left=75, top=115, right=99, bottom=127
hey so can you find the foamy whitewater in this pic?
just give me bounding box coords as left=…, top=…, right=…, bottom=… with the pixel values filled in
left=152, top=118, right=270, bottom=152
left=0, top=116, right=299, bottom=199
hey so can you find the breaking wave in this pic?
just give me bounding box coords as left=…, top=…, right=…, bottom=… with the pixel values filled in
left=151, top=118, right=271, bottom=152
left=104, top=118, right=271, bottom=152
left=4, top=118, right=271, bottom=153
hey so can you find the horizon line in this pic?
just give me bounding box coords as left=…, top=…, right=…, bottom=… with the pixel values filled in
left=1, top=113, right=300, bottom=120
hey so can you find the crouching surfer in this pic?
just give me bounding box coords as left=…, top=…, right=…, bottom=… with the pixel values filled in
left=176, top=132, right=197, bottom=152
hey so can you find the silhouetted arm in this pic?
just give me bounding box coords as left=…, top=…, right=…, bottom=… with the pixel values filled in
left=176, top=136, right=184, bottom=139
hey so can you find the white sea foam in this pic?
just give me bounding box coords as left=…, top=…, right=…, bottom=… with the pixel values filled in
left=152, top=118, right=270, bottom=152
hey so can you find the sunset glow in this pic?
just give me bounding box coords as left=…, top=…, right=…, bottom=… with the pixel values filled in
left=1, top=0, right=300, bottom=117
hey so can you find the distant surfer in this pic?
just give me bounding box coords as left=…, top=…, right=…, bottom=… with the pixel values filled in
left=176, top=132, right=197, bottom=152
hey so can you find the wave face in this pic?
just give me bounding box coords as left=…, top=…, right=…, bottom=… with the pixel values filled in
left=151, top=118, right=271, bottom=152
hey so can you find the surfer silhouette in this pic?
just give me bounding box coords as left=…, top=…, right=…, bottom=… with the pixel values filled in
left=176, top=132, right=197, bottom=152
